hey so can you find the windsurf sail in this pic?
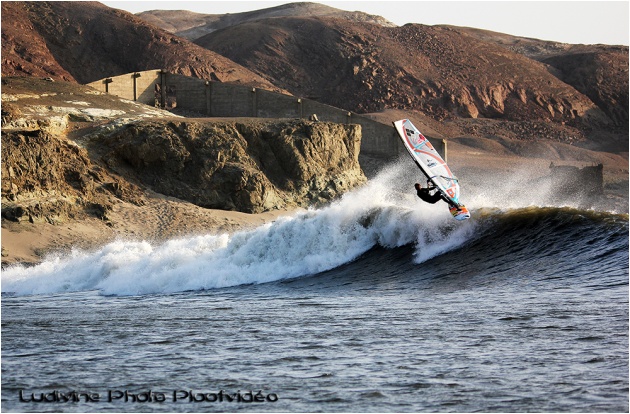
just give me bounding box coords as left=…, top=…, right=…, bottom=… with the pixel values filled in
left=393, top=119, right=470, bottom=220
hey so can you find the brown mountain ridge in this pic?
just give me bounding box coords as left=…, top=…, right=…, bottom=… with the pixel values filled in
left=137, top=2, right=395, bottom=41
left=138, top=3, right=628, bottom=133
left=195, top=16, right=624, bottom=132
left=440, top=26, right=629, bottom=127
left=1, top=1, right=281, bottom=90
left=3, top=1, right=626, bottom=140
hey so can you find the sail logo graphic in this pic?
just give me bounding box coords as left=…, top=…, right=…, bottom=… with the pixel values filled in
left=405, top=128, right=425, bottom=147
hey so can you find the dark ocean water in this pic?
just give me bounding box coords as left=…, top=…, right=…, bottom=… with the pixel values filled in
left=2, top=164, right=628, bottom=412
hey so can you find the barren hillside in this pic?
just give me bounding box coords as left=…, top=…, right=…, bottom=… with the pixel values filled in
left=195, top=16, right=623, bottom=141
left=442, top=26, right=629, bottom=128
left=1, top=1, right=281, bottom=90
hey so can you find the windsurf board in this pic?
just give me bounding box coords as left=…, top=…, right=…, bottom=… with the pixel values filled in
left=393, top=119, right=470, bottom=221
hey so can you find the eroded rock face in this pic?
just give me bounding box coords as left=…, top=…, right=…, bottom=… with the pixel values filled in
left=1, top=78, right=366, bottom=220
left=1, top=129, right=144, bottom=224
left=103, top=120, right=366, bottom=213
left=1, top=118, right=366, bottom=223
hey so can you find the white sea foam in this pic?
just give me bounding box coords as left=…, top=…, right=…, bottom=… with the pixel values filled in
left=2, top=162, right=481, bottom=296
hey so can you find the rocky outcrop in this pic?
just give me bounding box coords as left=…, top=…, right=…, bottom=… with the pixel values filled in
left=1, top=78, right=366, bottom=221
left=1, top=129, right=144, bottom=224
left=102, top=120, right=366, bottom=213
left=542, top=50, right=629, bottom=128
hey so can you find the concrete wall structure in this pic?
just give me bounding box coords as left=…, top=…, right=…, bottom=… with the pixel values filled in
left=87, top=70, right=444, bottom=160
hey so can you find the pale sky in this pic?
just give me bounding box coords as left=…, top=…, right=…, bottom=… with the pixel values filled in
left=102, top=1, right=629, bottom=45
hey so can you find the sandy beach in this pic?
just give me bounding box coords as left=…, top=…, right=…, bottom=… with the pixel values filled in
left=1, top=191, right=297, bottom=265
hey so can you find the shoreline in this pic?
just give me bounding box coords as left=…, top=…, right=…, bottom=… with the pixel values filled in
left=1, top=194, right=298, bottom=267
left=3, top=150, right=628, bottom=267
left=3, top=136, right=628, bottom=267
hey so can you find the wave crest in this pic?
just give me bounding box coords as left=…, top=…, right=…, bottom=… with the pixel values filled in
left=2, top=164, right=475, bottom=296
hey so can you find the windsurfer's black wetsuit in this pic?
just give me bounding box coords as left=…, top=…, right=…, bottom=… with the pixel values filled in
left=416, top=187, right=443, bottom=204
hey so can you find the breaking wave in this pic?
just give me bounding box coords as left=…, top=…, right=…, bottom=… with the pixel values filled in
left=2, top=162, right=626, bottom=296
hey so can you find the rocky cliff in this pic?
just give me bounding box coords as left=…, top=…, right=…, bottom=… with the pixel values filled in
left=100, top=120, right=365, bottom=213
left=1, top=129, right=144, bottom=224
left=1, top=78, right=366, bottom=226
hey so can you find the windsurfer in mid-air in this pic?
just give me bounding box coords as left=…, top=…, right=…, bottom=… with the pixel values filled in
left=414, top=182, right=443, bottom=204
